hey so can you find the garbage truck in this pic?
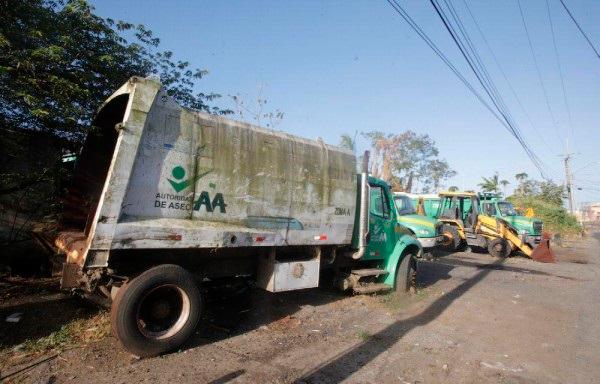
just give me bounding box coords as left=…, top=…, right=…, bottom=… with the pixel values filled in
left=393, top=192, right=442, bottom=254
left=55, top=77, right=422, bottom=357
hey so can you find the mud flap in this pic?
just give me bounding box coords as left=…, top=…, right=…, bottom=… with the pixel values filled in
left=60, top=262, right=82, bottom=289
left=530, top=233, right=556, bottom=263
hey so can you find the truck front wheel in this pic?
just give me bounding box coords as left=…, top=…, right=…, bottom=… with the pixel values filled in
left=111, top=264, right=202, bottom=357
left=394, top=253, right=416, bottom=293
left=487, top=238, right=512, bottom=258
left=440, top=225, right=460, bottom=251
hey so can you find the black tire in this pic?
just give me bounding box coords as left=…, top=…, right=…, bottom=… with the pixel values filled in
left=440, top=225, right=461, bottom=252
left=111, top=264, right=202, bottom=357
left=394, top=253, right=416, bottom=294
left=487, top=238, right=512, bottom=258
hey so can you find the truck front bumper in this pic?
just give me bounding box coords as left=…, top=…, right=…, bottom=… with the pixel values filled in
left=418, top=235, right=443, bottom=249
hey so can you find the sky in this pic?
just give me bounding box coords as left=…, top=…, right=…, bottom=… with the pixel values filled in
left=90, top=0, right=600, bottom=208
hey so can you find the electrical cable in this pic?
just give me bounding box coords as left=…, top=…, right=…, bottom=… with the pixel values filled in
left=385, top=0, right=548, bottom=179
left=460, top=0, right=554, bottom=154
left=516, top=0, right=564, bottom=148
left=428, top=0, right=548, bottom=178
left=558, top=0, right=600, bottom=60
left=545, top=0, right=577, bottom=150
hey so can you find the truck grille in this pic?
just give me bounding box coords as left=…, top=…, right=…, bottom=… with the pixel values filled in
left=533, top=221, right=543, bottom=233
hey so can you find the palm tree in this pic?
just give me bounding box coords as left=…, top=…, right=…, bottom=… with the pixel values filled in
left=500, top=179, right=510, bottom=196
left=478, top=173, right=500, bottom=193
left=339, top=134, right=355, bottom=152
left=515, top=172, right=528, bottom=195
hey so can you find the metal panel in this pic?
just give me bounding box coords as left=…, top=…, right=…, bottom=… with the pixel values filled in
left=78, top=77, right=357, bottom=267
left=257, top=249, right=320, bottom=292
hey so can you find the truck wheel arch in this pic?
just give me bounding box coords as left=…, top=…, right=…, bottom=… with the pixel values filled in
left=382, top=237, right=421, bottom=288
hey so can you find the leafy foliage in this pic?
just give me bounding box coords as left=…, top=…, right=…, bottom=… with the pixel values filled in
left=478, top=172, right=500, bottom=194
left=509, top=195, right=580, bottom=235
left=0, top=0, right=227, bottom=140
left=338, top=134, right=356, bottom=152
left=0, top=0, right=227, bottom=246
left=361, top=130, right=455, bottom=192
left=507, top=174, right=578, bottom=234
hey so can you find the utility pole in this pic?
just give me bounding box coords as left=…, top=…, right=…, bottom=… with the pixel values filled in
left=564, top=150, right=575, bottom=214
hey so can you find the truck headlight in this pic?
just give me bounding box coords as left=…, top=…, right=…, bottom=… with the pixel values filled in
left=418, top=229, right=430, bottom=235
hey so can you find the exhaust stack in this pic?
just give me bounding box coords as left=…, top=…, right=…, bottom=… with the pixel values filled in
left=352, top=151, right=370, bottom=260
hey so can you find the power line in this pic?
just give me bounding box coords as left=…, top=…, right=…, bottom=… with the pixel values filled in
left=426, top=0, right=548, bottom=178
left=385, top=0, right=549, bottom=179
left=383, top=0, right=510, bottom=129
left=558, top=0, right=600, bottom=61
left=516, top=0, right=564, bottom=148
left=461, top=0, right=553, bottom=154
left=545, top=0, right=576, bottom=149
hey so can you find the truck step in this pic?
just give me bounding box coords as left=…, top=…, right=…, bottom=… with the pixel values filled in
left=353, top=283, right=393, bottom=294
left=351, top=268, right=389, bottom=277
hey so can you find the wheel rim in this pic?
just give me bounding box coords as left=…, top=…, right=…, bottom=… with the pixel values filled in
left=442, top=231, right=453, bottom=246
left=136, top=284, right=191, bottom=340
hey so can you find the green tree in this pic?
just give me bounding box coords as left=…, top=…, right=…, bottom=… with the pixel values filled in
left=338, top=134, right=356, bottom=152
left=424, top=159, right=457, bottom=192
left=538, top=180, right=564, bottom=205
left=448, top=186, right=459, bottom=192
left=0, top=0, right=227, bottom=140
left=478, top=172, right=500, bottom=193
left=362, top=130, right=454, bottom=192
left=0, top=0, right=228, bottom=244
left=500, top=179, right=510, bottom=196
left=515, top=172, right=529, bottom=195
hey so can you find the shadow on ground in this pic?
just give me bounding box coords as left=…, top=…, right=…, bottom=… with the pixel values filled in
left=294, top=258, right=505, bottom=383
left=0, top=278, right=100, bottom=349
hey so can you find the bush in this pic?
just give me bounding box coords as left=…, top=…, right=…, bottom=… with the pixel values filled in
left=509, top=196, right=581, bottom=235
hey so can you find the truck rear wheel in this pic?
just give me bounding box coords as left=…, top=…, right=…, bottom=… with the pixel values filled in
left=487, top=238, right=512, bottom=258
left=394, top=253, right=416, bottom=293
left=111, top=264, right=202, bottom=357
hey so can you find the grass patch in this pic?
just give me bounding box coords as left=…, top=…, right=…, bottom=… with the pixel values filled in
left=379, top=287, right=430, bottom=311
left=7, top=311, right=110, bottom=354
left=357, top=330, right=371, bottom=341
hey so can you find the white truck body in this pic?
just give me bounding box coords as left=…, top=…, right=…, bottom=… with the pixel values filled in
left=57, top=77, right=357, bottom=274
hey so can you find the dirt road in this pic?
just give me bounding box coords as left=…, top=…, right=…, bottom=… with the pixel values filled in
left=2, top=234, right=599, bottom=383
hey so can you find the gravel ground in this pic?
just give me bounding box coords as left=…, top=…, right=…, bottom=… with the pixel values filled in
left=1, top=233, right=599, bottom=383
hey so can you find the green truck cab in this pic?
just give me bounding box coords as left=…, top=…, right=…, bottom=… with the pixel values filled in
left=478, top=193, right=543, bottom=247
left=393, top=192, right=442, bottom=251
left=353, top=176, right=423, bottom=276
left=334, top=175, right=424, bottom=294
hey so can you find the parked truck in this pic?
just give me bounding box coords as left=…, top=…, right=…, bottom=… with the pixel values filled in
left=55, top=77, right=422, bottom=357
left=393, top=192, right=442, bottom=254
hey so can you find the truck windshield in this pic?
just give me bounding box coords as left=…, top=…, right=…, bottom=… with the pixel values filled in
left=498, top=202, right=518, bottom=216
left=394, top=195, right=416, bottom=215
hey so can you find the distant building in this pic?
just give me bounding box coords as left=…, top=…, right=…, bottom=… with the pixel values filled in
left=580, top=203, right=600, bottom=223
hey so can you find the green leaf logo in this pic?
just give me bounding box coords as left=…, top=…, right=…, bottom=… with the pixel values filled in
left=168, top=166, right=212, bottom=193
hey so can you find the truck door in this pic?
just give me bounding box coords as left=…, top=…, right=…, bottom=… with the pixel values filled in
left=365, top=183, right=396, bottom=260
